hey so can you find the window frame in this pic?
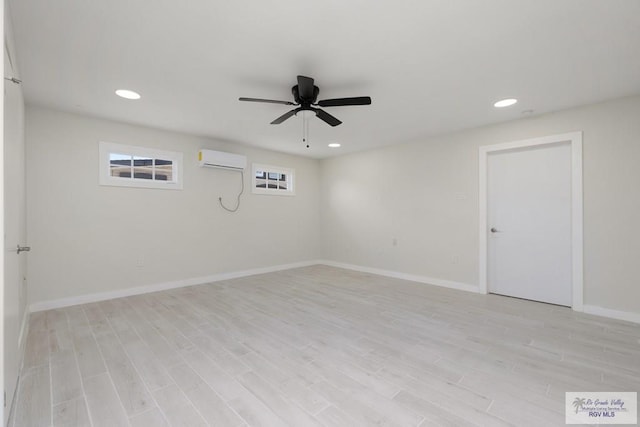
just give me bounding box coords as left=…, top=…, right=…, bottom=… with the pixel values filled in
left=251, top=163, right=295, bottom=196
left=99, top=141, right=183, bottom=190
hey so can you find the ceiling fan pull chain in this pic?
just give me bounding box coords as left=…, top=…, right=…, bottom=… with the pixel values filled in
left=303, top=115, right=310, bottom=148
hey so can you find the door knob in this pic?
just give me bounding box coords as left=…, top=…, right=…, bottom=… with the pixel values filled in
left=490, top=227, right=500, bottom=233
left=17, top=245, right=31, bottom=254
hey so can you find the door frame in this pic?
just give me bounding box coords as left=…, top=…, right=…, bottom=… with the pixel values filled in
left=1, top=0, right=6, bottom=422
left=478, top=131, right=583, bottom=311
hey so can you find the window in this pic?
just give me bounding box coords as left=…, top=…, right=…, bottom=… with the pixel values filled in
left=99, top=142, right=183, bottom=190
left=252, top=163, right=295, bottom=195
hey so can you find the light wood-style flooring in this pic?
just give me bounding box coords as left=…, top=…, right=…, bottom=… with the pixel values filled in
left=10, top=265, right=640, bottom=426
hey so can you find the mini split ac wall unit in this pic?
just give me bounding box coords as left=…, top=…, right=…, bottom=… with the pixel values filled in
left=198, top=149, right=247, bottom=170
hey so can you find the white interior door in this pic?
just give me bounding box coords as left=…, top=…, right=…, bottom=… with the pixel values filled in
left=4, top=40, right=27, bottom=423
left=487, top=142, right=572, bottom=306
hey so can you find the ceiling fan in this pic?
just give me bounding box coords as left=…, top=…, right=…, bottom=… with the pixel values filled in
left=239, top=75, right=371, bottom=127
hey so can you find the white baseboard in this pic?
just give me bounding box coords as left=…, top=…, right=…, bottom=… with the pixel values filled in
left=582, top=305, right=640, bottom=324
left=317, top=259, right=479, bottom=294
left=29, top=260, right=322, bottom=312
left=321, top=261, right=640, bottom=324
left=28, top=259, right=639, bottom=326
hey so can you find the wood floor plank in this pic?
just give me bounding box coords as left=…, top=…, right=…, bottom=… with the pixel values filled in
left=315, top=405, right=364, bottom=427
left=189, top=331, right=251, bottom=376
left=50, top=348, right=83, bottom=404
left=129, top=408, right=169, bottom=427
left=199, top=324, right=252, bottom=357
left=120, top=337, right=173, bottom=392
left=278, top=377, right=330, bottom=416
left=83, top=302, right=112, bottom=336
left=12, top=365, right=51, bottom=427
left=83, top=373, right=130, bottom=427
left=237, top=371, right=323, bottom=426
left=95, top=331, right=153, bottom=416
left=125, top=318, right=183, bottom=368
left=392, top=390, right=482, bottom=427
left=310, top=361, right=424, bottom=427
left=152, top=384, right=208, bottom=427
left=69, top=323, right=107, bottom=379
left=241, top=351, right=294, bottom=387
left=53, top=397, right=91, bottom=427
left=167, top=363, right=245, bottom=426
left=227, top=389, right=288, bottom=427
left=488, top=397, right=564, bottom=426
left=311, top=380, right=401, bottom=426
left=106, top=311, right=174, bottom=392
left=181, top=348, right=247, bottom=402
left=49, top=325, right=74, bottom=355
left=22, top=329, right=49, bottom=369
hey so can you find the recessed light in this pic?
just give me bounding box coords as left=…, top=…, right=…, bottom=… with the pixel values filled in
left=494, top=98, right=517, bottom=108
left=115, top=89, right=141, bottom=100
left=328, top=143, right=341, bottom=148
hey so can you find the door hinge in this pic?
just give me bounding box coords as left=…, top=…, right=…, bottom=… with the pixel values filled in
left=4, top=390, right=6, bottom=407
left=4, top=77, right=22, bottom=85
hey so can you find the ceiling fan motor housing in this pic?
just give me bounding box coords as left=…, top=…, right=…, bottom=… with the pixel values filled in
left=292, top=85, right=320, bottom=106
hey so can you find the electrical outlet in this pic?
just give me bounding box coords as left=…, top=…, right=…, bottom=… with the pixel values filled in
left=452, top=255, right=459, bottom=264
left=392, top=238, right=398, bottom=247
left=136, top=256, right=144, bottom=268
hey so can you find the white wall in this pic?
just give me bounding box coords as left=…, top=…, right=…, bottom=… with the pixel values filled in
left=26, top=106, right=321, bottom=305
left=320, top=95, right=640, bottom=315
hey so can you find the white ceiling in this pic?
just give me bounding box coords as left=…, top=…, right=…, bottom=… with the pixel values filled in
left=8, top=0, right=640, bottom=158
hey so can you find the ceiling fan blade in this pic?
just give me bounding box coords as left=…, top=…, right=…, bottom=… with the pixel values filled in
left=315, top=109, right=342, bottom=127
left=270, top=108, right=300, bottom=125
left=317, top=96, right=372, bottom=107
left=297, top=75, right=315, bottom=99
left=239, top=97, right=296, bottom=106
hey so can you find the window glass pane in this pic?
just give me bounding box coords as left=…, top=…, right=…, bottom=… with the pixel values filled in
left=268, top=170, right=278, bottom=188
left=133, top=156, right=153, bottom=180
left=110, top=153, right=132, bottom=178
left=255, top=169, right=266, bottom=188
left=276, top=173, right=288, bottom=190
left=154, top=159, right=173, bottom=181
